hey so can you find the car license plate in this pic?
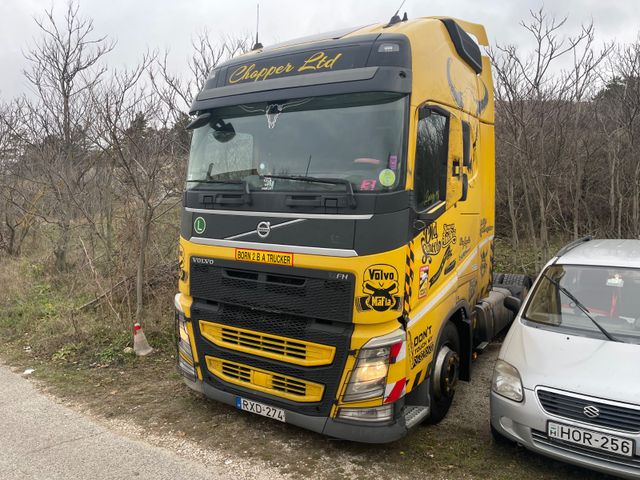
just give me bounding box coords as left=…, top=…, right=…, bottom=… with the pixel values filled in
left=236, top=397, right=286, bottom=422
left=548, top=421, right=634, bottom=457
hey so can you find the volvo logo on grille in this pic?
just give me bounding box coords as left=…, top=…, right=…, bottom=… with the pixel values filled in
left=583, top=405, right=600, bottom=418
left=256, top=221, right=271, bottom=238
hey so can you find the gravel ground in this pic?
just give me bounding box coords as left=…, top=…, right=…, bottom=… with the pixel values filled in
left=2, top=340, right=611, bottom=480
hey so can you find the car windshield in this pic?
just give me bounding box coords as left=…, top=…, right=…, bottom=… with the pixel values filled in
left=523, top=264, right=640, bottom=344
left=187, top=92, right=406, bottom=193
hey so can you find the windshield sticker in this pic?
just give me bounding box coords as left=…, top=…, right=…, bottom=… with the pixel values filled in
left=356, top=264, right=402, bottom=312
left=239, top=98, right=313, bottom=129
left=360, top=179, right=377, bottom=191
left=606, top=274, right=624, bottom=288
left=388, top=155, right=398, bottom=170
left=378, top=169, right=396, bottom=187
left=261, top=176, right=275, bottom=191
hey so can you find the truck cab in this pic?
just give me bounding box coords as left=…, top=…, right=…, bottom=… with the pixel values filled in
left=175, top=16, right=512, bottom=442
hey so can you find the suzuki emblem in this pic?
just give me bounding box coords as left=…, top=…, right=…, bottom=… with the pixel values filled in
left=256, top=221, right=271, bottom=238
left=583, top=405, right=600, bottom=418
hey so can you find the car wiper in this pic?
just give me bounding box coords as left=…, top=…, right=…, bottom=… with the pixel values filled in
left=542, top=273, right=622, bottom=343
left=261, top=175, right=357, bottom=208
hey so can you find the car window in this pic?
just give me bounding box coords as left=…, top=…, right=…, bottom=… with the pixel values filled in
left=523, top=264, right=640, bottom=344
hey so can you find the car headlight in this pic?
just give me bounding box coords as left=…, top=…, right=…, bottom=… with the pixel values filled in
left=492, top=359, right=524, bottom=402
left=343, top=330, right=405, bottom=402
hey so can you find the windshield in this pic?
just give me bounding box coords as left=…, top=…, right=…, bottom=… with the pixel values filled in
left=523, top=264, right=640, bottom=344
left=187, top=92, right=406, bottom=193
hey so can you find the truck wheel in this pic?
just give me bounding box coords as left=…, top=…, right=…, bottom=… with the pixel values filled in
left=425, top=322, right=460, bottom=424
left=494, top=273, right=532, bottom=300
left=499, top=274, right=531, bottom=289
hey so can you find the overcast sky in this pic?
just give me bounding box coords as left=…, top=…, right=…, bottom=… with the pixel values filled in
left=1, top=0, right=639, bottom=101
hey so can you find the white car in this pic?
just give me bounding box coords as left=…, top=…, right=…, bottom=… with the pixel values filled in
left=490, top=238, right=640, bottom=479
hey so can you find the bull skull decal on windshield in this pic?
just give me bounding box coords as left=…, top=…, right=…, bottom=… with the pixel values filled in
left=356, top=264, right=402, bottom=312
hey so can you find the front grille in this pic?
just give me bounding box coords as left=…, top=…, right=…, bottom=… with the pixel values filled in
left=538, top=389, right=640, bottom=433
left=189, top=258, right=354, bottom=322
left=191, top=301, right=353, bottom=416
left=531, top=430, right=640, bottom=469
left=199, top=321, right=335, bottom=366
left=206, top=356, right=324, bottom=402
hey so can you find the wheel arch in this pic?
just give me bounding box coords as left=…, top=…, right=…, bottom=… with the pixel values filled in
left=433, top=301, right=472, bottom=381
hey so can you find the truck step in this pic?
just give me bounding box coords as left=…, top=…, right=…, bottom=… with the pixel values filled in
left=404, top=406, right=430, bottom=428
left=475, top=341, right=489, bottom=352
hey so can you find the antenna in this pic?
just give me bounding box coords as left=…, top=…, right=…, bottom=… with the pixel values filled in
left=386, top=0, right=407, bottom=27
left=252, top=4, right=263, bottom=51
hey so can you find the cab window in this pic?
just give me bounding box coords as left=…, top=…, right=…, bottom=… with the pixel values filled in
left=414, top=109, right=448, bottom=211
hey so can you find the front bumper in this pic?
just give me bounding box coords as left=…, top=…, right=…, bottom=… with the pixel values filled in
left=490, top=389, right=640, bottom=479
left=183, top=376, right=410, bottom=443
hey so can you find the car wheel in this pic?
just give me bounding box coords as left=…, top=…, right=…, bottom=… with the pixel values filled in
left=491, top=423, right=516, bottom=446
left=425, top=321, right=460, bottom=424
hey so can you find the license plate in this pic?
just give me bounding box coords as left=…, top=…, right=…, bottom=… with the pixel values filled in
left=548, top=421, right=635, bottom=457
left=235, top=248, right=294, bottom=266
left=236, top=397, right=286, bottom=422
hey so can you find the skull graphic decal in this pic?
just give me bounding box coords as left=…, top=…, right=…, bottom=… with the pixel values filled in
left=356, top=264, right=402, bottom=312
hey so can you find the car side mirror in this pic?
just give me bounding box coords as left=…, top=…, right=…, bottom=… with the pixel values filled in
left=504, top=296, right=522, bottom=315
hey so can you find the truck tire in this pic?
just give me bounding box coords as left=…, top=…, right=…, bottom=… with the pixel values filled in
left=499, top=274, right=531, bottom=289
left=494, top=273, right=531, bottom=300
left=425, top=322, right=460, bottom=424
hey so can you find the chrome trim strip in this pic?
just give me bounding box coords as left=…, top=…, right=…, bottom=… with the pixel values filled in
left=189, top=237, right=358, bottom=257
left=225, top=218, right=306, bottom=240
left=185, top=207, right=372, bottom=220
left=535, top=386, right=640, bottom=414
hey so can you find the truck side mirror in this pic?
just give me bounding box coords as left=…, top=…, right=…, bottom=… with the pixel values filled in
left=504, top=296, right=522, bottom=315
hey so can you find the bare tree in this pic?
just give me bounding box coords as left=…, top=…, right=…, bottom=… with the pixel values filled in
left=20, top=1, right=114, bottom=271
left=94, top=55, right=183, bottom=325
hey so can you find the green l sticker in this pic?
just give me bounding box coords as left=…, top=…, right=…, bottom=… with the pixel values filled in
left=194, top=216, right=206, bottom=235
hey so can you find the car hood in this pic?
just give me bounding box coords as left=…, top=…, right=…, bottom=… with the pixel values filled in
left=502, top=319, right=640, bottom=404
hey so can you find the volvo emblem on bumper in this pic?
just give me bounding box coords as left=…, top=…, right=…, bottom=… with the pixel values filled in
left=256, top=221, right=271, bottom=238
left=583, top=405, right=600, bottom=418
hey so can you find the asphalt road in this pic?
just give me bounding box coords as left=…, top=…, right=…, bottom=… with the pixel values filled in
left=0, top=365, right=263, bottom=480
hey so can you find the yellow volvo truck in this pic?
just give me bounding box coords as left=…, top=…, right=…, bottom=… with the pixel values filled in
left=174, top=16, right=527, bottom=442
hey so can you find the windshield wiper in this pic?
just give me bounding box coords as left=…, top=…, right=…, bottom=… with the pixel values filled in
left=542, top=272, right=622, bottom=343
left=261, top=175, right=357, bottom=208
left=189, top=166, right=252, bottom=205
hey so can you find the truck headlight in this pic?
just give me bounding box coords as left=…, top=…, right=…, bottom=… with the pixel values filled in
left=343, top=330, right=405, bottom=402
left=175, top=294, right=196, bottom=382
left=492, top=359, right=523, bottom=402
